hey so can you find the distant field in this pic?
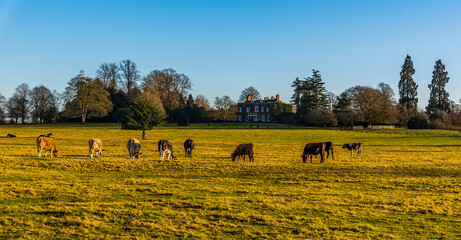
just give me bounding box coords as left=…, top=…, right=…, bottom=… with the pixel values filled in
left=0, top=124, right=460, bottom=239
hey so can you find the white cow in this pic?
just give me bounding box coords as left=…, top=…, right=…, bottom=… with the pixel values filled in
left=89, top=138, right=102, bottom=159
left=127, top=138, right=141, bottom=159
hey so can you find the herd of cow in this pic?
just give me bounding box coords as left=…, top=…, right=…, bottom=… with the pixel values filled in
left=33, top=134, right=363, bottom=162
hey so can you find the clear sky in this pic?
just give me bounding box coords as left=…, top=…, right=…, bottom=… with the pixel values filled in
left=0, top=0, right=460, bottom=108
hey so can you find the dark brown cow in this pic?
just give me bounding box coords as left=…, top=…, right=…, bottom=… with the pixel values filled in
left=301, top=142, right=325, bottom=163
left=324, top=141, right=334, bottom=160
left=342, top=142, right=362, bottom=156
left=231, top=143, right=255, bottom=162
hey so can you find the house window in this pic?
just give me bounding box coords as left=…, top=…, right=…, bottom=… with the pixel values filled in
left=246, top=116, right=249, bottom=122
left=261, top=106, right=264, bottom=112
left=238, top=116, right=242, bottom=121
left=246, top=107, right=250, bottom=112
left=239, top=107, right=242, bottom=112
left=262, top=115, right=265, bottom=122
left=254, top=116, right=258, bottom=122
left=255, top=106, right=259, bottom=112
left=267, top=115, right=270, bottom=122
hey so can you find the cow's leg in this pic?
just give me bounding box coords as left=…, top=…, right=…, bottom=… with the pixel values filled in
left=331, top=149, right=334, bottom=160
left=351, top=150, right=353, bottom=156
left=310, top=155, right=313, bottom=163
left=90, top=150, right=93, bottom=159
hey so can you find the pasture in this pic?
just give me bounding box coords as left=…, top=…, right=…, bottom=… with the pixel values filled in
left=0, top=124, right=460, bottom=239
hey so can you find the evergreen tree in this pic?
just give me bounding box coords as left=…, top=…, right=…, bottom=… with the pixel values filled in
left=120, top=96, right=165, bottom=130
left=398, top=55, right=418, bottom=123
left=291, top=70, right=328, bottom=115
left=426, top=59, right=450, bottom=118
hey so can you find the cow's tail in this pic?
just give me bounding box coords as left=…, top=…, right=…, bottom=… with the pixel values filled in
left=158, top=141, right=163, bottom=157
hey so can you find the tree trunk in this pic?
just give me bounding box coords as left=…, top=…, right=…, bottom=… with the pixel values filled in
left=142, top=130, right=147, bottom=140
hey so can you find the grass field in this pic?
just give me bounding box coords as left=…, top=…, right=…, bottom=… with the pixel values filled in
left=0, top=124, right=460, bottom=239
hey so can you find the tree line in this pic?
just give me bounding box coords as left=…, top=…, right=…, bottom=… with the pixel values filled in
left=289, top=56, right=461, bottom=129
left=0, top=56, right=458, bottom=130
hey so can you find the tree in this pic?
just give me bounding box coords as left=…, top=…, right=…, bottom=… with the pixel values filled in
left=426, top=59, right=450, bottom=118
left=11, top=83, right=31, bottom=123
left=214, top=96, right=236, bottom=124
left=120, top=94, right=166, bottom=130
left=291, top=70, right=328, bottom=115
left=97, top=62, right=120, bottom=89
left=334, top=89, right=357, bottom=126
left=30, top=85, right=54, bottom=123
left=142, top=68, right=192, bottom=118
left=326, top=92, right=337, bottom=112
left=195, top=94, right=211, bottom=110
left=0, top=93, right=6, bottom=123
left=398, top=55, right=418, bottom=123
left=6, top=97, right=21, bottom=124
left=119, top=59, right=140, bottom=100
left=239, top=86, right=261, bottom=102
left=63, top=72, right=113, bottom=124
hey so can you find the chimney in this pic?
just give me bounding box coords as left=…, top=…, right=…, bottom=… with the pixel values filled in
left=264, top=97, right=269, bottom=100
left=247, top=95, right=252, bottom=102
left=271, top=96, right=275, bottom=100
left=276, top=94, right=280, bottom=102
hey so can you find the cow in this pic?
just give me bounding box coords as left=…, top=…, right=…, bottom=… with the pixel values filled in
left=158, top=140, right=174, bottom=160
left=342, top=142, right=362, bottom=156
left=126, top=138, right=141, bottom=159
left=89, top=138, right=102, bottom=159
left=231, top=143, right=255, bottom=162
left=324, top=141, right=334, bottom=160
left=6, top=134, right=16, bottom=138
left=301, top=142, right=325, bottom=163
left=40, top=133, right=52, bottom=138
left=37, top=136, right=59, bottom=158
left=184, top=139, right=194, bottom=157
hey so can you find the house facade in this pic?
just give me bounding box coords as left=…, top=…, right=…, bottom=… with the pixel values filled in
left=235, top=94, right=289, bottom=123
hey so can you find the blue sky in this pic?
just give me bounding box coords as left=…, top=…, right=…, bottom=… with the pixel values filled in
left=0, top=0, right=460, bottom=108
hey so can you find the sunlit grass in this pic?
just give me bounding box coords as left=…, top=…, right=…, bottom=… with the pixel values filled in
left=0, top=124, right=460, bottom=238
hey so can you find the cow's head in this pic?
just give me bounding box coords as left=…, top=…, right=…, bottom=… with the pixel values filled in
left=301, top=154, right=307, bottom=163
left=53, top=149, right=59, bottom=157
left=231, top=152, right=236, bottom=161
left=341, top=144, right=348, bottom=149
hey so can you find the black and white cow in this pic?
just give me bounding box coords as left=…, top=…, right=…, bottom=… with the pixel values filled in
left=342, top=142, right=362, bottom=156
left=158, top=140, right=174, bottom=160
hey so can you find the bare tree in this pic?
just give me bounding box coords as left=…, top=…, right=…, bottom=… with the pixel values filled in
left=31, top=85, right=53, bottom=123
left=119, top=59, right=140, bottom=99
left=327, top=92, right=337, bottom=112
left=142, top=68, right=192, bottom=115
left=195, top=94, right=211, bottom=110
left=239, top=86, right=261, bottom=102
left=0, top=93, right=6, bottom=122
left=63, top=72, right=113, bottom=124
left=6, top=96, right=21, bottom=123
left=97, top=62, right=120, bottom=89
left=214, top=95, right=236, bottom=125
left=10, top=83, right=31, bottom=123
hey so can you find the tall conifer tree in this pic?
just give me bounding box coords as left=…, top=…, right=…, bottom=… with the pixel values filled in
left=426, top=59, right=450, bottom=118
left=398, top=55, right=418, bottom=122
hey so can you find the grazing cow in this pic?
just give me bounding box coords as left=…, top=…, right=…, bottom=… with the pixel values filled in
left=40, top=133, right=52, bottom=138
left=126, top=138, right=141, bottom=159
left=89, top=138, right=102, bottom=159
left=301, top=142, right=325, bottom=163
left=158, top=140, right=175, bottom=160
left=231, top=143, right=255, bottom=162
left=342, top=142, right=362, bottom=156
left=184, top=139, right=194, bottom=157
left=6, top=134, right=16, bottom=137
left=324, top=141, right=334, bottom=160
left=37, top=136, right=59, bottom=158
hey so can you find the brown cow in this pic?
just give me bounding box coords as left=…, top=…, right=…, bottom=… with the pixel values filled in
left=37, top=136, right=59, bottom=158
left=89, top=138, right=102, bottom=159
left=301, top=142, right=325, bottom=163
left=231, top=143, right=255, bottom=162
left=342, top=142, right=362, bottom=156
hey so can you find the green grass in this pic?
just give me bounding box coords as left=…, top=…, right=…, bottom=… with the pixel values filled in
left=0, top=124, right=460, bottom=239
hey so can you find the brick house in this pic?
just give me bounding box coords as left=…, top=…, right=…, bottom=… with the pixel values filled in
left=235, top=94, right=292, bottom=123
